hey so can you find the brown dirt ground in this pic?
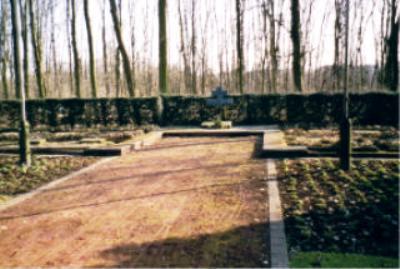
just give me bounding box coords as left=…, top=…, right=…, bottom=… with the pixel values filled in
left=0, top=136, right=269, bottom=268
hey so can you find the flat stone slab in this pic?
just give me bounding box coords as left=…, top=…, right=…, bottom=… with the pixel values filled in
left=83, top=145, right=131, bottom=156
left=201, top=121, right=232, bottom=129
left=79, top=138, right=107, bottom=144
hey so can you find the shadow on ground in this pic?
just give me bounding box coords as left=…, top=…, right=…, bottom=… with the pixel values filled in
left=91, top=222, right=269, bottom=268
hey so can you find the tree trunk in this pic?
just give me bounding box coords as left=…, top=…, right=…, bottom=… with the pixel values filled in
left=129, top=1, right=136, bottom=96
left=10, top=0, right=31, bottom=166
left=50, top=1, right=58, bottom=97
left=333, top=0, right=342, bottom=91
left=28, top=0, right=46, bottom=98
left=236, top=0, right=244, bottom=94
left=191, top=0, right=197, bottom=95
left=0, top=1, right=10, bottom=99
left=84, top=0, right=97, bottom=97
left=102, top=0, right=110, bottom=96
left=71, top=0, right=81, bottom=97
left=157, top=0, right=167, bottom=124
left=159, top=0, right=168, bottom=95
left=66, top=0, right=74, bottom=96
left=109, top=0, right=135, bottom=97
left=177, top=0, right=190, bottom=94
left=19, top=0, right=29, bottom=98
left=384, top=0, right=399, bottom=91
left=268, top=0, right=278, bottom=93
left=290, top=0, right=302, bottom=92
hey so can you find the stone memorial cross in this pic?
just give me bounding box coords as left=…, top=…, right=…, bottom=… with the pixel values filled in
left=206, top=87, right=233, bottom=120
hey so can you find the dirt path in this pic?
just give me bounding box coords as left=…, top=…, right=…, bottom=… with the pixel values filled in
left=0, top=136, right=269, bottom=267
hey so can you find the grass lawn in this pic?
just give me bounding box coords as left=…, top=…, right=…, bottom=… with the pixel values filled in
left=0, top=156, right=98, bottom=201
left=278, top=159, right=399, bottom=267
left=290, top=251, right=399, bottom=268
left=283, top=126, right=399, bottom=151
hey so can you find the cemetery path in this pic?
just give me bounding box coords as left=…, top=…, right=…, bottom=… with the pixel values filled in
left=0, top=136, right=269, bottom=267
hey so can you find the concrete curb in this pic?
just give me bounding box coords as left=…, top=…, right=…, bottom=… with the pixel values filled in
left=0, top=157, right=117, bottom=213
left=267, top=159, right=289, bottom=268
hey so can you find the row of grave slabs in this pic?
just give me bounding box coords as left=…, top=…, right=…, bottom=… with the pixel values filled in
left=1, top=126, right=397, bottom=159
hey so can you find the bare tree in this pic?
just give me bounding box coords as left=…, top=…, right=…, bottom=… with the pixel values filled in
left=190, top=0, right=197, bottom=94
left=290, top=0, right=302, bottom=92
left=49, top=1, right=58, bottom=97
left=0, top=1, right=10, bottom=99
left=128, top=0, right=136, bottom=96
left=70, top=0, right=81, bottom=97
left=199, top=1, right=211, bottom=95
left=28, top=0, right=46, bottom=98
left=384, top=0, right=399, bottom=91
left=102, top=0, right=110, bottom=96
left=84, top=0, right=97, bottom=97
left=18, top=0, right=29, bottom=98
left=159, top=0, right=168, bottom=95
left=267, top=0, right=278, bottom=93
left=10, top=0, right=31, bottom=166
left=333, top=0, right=343, bottom=91
left=66, top=0, right=74, bottom=96
left=109, top=0, right=135, bottom=97
left=177, top=0, right=191, bottom=94
left=236, top=0, right=244, bottom=94
left=157, top=0, right=167, bottom=123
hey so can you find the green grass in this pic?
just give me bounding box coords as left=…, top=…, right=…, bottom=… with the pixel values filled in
left=290, top=251, right=399, bottom=268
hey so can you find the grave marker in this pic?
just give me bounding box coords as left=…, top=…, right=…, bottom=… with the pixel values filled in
left=206, top=87, right=233, bottom=122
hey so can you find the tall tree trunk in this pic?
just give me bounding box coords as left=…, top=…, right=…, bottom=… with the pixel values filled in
left=0, top=0, right=10, bottom=99
left=28, top=0, right=45, bottom=98
left=115, top=48, right=121, bottom=96
left=384, top=0, right=399, bottom=91
left=268, top=0, right=278, bottom=93
left=235, top=0, right=244, bottom=94
left=109, top=0, right=134, bottom=97
left=102, top=0, right=110, bottom=96
left=129, top=1, right=136, bottom=96
left=114, top=0, right=121, bottom=97
left=66, top=0, right=74, bottom=96
left=290, top=0, right=302, bottom=92
left=177, top=0, right=190, bottom=94
left=159, top=0, right=168, bottom=95
left=157, top=0, right=167, bottom=124
left=84, top=0, right=97, bottom=97
left=50, top=1, right=58, bottom=97
left=19, top=0, right=29, bottom=98
left=71, top=0, right=81, bottom=97
left=10, top=0, right=31, bottom=166
left=333, top=0, right=342, bottom=91
left=191, top=0, right=197, bottom=95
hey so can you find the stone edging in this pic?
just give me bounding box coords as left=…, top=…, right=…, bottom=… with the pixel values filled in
left=267, top=159, right=289, bottom=268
